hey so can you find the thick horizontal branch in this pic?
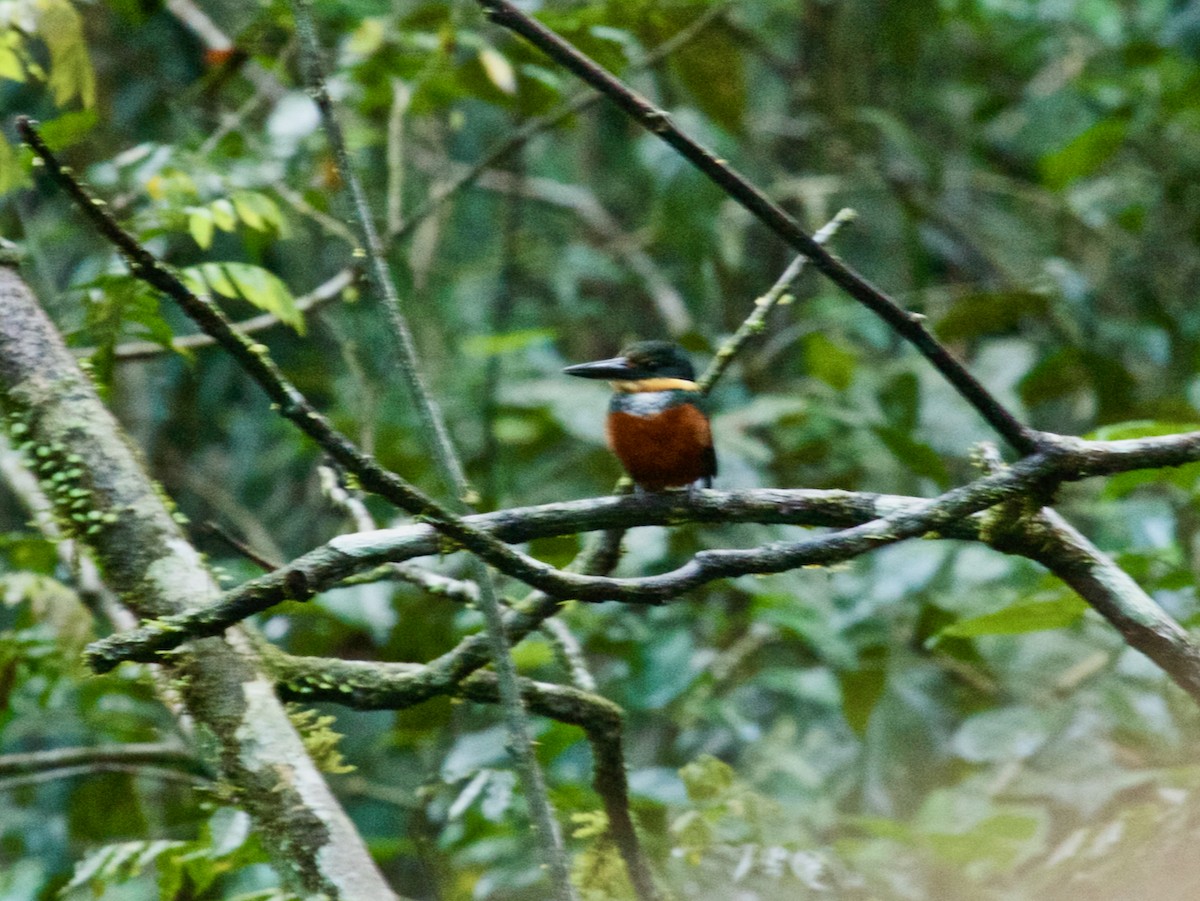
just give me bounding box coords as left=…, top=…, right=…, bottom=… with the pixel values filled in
left=84, top=429, right=1200, bottom=671
left=83, top=486, right=970, bottom=671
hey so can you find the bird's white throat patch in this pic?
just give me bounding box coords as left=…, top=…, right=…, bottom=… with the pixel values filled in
left=611, top=377, right=699, bottom=393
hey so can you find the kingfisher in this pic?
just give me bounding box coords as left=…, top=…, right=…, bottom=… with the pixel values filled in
left=563, top=340, right=716, bottom=491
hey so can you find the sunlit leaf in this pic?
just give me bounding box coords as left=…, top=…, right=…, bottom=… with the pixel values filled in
left=0, top=37, right=24, bottom=82
left=188, top=207, right=215, bottom=249
left=210, top=198, right=237, bottom=232
left=35, top=108, right=97, bottom=149
left=462, top=328, right=555, bottom=357
left=1086, top=420, right=1200, bottom=441
left=0, top=134, right=31, bottom=196
left=35, top=0, right=95, bottom=107
left=479, top=46, right=517, bottom=95
left=679, top=754, right=735, bottom=803
left=231, top=191, right=285, bottom=234
left=182, top=263, right=304, bottom=333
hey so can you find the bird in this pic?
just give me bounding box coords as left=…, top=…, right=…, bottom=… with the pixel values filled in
left=563, top=340, right=717, bottom=491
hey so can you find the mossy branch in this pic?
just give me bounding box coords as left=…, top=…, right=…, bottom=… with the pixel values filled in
left=266, top=651, right=662, bottom=901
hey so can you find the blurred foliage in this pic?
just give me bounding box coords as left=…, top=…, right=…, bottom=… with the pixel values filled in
left=4, top=0, right=1200, bottom=898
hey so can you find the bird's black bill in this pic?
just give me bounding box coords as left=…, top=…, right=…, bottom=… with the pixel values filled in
left=562, top=356, right=638, bottom=380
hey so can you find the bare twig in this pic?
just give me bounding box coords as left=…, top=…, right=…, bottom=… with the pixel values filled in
left=272, top=182, right=359, bottom=245
left=318, top=461, right=378, bottom=532
left=542, top=617, right=597, bottom=692
left=336, top=561, right=480, bottom=603
left=201, top=520, right=283, bottom=571
left=698, top=208, right=856, bottom=394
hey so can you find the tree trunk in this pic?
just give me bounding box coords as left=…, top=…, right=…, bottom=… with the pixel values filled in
left=0, top=262, right=402, bottom=901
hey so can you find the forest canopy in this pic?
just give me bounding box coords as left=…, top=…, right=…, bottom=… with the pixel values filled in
left=4, top=1, right=1200, bottom=899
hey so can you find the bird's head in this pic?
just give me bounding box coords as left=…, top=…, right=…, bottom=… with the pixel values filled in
left=562, top=340, right=697, bottom=389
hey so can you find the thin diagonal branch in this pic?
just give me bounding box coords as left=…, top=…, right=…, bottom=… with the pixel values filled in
left=17, top=116, right=592, bottom=622
left=290, top=0, right=468, bottom=501
left=0, top=743, right=208, bottom=780
left=475, top=0, right=1041, bottom=456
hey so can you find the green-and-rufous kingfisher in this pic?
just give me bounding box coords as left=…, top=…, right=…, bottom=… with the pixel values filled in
left=563, top=340, right=717, bottom=491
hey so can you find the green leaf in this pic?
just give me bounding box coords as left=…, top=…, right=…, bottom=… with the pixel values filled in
left=231, top=191, right=285, bottom=234
left=838, top=645, right=888, bottom=737
left=935, top=291, right=1048, bottom=342
left=1040, top=118, right=1128, bottom=190
left=35, top=109, right=98, bottom=149
left=210, top=198, right=238, bottom=231
left=182, top=263, right=304, bottom=333
left=1019, top=348, right=1136, bottom=420
left=0, top=34, right=25, bottom=82
left=878, top=370, right=920, bottom=431
left=462, top=328, right=555, bottom=357
left=679, top=754, right=735, bottom=803
left=936, top=595, right=1088, bottom=640
left=665, top=20, right=745, bottom=133
left=873, top=425, right=951, bottom=488
left=35, top=0, right=95, bottom=108
left=0, top=135, right=32, bottom=197
left=1086, top=420, right=1200, bottom=441
left=510, top=636, right=553, bottom=670
left=61, top=839, right=187, bottom=894
left=188, top=207, right=215, bottom=249
left=478, top=46, right=517, bottom=94
left=803, top=332, right=857, bottom=390
left=926, top=812, right=1043, bottom=868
